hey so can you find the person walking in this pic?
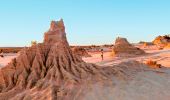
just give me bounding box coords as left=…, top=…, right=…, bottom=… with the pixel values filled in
left=0, top=50, right=4, bottom=58
left=101, top=49, right=104, bottom=60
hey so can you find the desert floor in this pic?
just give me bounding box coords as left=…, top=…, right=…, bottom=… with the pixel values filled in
left=83, top=49, right=170, bottom=67
left=0, top=49, right=170, bottom=68
left=0, top=53, right=19, bottom=67
left=0, top=49, right=170, bottom=100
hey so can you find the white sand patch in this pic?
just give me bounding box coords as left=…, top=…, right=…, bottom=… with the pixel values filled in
left=84, top=49, right=170, bottom=67
left=82, top=69, right=170, bottom=100
left=0, top=53, right=18, bottom=68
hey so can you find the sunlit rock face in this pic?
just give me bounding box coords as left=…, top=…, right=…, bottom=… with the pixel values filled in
left=153, top=35, right=170, bottom=49
left=115, top=37, right=131, bottom=46
left=153, top=35, right=170, bottom=45
left=44, top=19, right=67, bottom=44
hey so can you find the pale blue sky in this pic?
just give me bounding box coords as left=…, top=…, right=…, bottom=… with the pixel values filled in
left=0, top=0, right=170, bottom=46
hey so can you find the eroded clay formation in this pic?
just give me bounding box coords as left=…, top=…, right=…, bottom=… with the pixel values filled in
left=112, top=37, right=145, bottom=56
left=0, top=19, right=109, bottom=100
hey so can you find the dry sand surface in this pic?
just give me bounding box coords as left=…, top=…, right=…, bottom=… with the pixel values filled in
left=0, top=46, right=170, bottom=100
left=1, top=49, right=170, bottom=68
left=83, top=49, right=170, bottom=67
left=82, top=50, right=170, bottom=100
left=81, top=68, right=170, bottom=100
left=0, top=53, right=18, bottom=67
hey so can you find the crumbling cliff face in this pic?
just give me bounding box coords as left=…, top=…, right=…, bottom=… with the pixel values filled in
left=112, top=37, right=145, bottom=56
left=152, top=35, right=170, bottom=49
left=153, top=35, right=170, bottom=45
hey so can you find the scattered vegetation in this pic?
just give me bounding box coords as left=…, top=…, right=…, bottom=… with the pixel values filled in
left=31, top=41, right=37, bottom=46
left=146, top=59, right=162, bottom=68
left=0, top=47, right=23, bottom=53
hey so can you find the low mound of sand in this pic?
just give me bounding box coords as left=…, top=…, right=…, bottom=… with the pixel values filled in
left=76, top=61, right=170, bottom=100
left=112, top=37, right=145, bottom=56
left=82, top=61, right=170, bottom=100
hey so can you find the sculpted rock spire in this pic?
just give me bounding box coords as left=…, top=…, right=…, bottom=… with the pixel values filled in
left=50, top=19, right=65, bottom=32
left=0, top=19, right=105, bottom=99
left=44, top=19, right=67, bottom=44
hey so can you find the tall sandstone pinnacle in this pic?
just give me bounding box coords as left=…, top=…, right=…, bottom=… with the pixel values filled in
left=44, top=19, right=67, bottom=44
left=0, top=19, right=108, bottom=100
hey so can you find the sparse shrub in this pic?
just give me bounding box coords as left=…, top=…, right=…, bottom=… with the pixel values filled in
left=31, top=41, right=37, bottom=46
left=110, top=49, right=116, bottom=57
left=146, top=59, right=162, bottom=68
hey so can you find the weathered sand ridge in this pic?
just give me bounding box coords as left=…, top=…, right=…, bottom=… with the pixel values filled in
left=113, top=37, right=145, bottom=56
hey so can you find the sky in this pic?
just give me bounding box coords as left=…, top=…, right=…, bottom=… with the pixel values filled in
left=0, top=0, right=170, bottom=47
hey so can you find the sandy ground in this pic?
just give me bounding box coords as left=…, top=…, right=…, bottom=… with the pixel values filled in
left=82, top=49, right=170, bottom=100
left=0, top=49, right=170, bottom=100
left=82, top=69, right=170, bottom=100
left=1, top=49, right=170, bottom=68
left=0, top=53, right=18, bottom=67
left=83, top=49, right=170, bottom=67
